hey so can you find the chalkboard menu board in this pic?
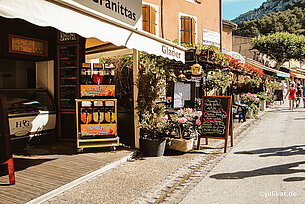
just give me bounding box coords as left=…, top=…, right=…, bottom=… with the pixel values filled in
left=0, top=95, right=12, bottom=163
left=200, top=96, right=232, bottom=138
left=198, top=96, right=232, bottom=153
left=58, top=45, right=79, bottom=109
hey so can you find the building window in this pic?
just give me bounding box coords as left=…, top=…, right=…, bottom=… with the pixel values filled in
left=180, top=14, right=197, bottom=45
left=142, top=4, right=157, bottom=35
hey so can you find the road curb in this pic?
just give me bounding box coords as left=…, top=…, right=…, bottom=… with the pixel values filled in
left=26, top=151, right=136, bottom=204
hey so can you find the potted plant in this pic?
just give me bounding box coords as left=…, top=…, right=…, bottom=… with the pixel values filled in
left=139, top=104, right=169, bottom=157
left=166, top=108, right=202, bottom=152
left=136, top=52, right=175, bottom=156
left=240, top=92, right=260, bottom=118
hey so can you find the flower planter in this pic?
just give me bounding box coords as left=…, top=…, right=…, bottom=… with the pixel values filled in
left=167, top=138, right=194, bottom=153
left=140, top=138, right=166, bottom=157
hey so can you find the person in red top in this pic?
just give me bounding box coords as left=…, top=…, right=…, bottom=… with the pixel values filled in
left=285, top=83, right=297, bottom=110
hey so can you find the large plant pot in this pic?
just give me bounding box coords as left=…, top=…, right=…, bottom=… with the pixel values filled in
left=167, top=138, right=194, bottom=153
left=140, top=138, right=166, bottom=157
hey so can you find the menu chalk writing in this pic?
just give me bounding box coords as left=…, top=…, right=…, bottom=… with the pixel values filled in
left=58, top=45, right=79, bottom=109
left=200, top=96, right=231, bottom=138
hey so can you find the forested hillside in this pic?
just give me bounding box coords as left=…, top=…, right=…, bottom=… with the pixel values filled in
left=233, top=1, right=305, bottom=37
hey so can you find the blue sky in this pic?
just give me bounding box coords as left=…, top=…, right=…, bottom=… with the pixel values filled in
left=223, top=0, right=267, bottom=20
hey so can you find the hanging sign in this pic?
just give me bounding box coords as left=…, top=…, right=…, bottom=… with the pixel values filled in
left=71, top=0, right=142, bottom=26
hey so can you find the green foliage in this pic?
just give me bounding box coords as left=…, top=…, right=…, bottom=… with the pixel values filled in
left=137, top=52, right=176, bottom=138
left=252, top=32, right=305, bottom=69
left=203, top=72, right=231, bottom=92
left=234, top=6, right=305, bottom=37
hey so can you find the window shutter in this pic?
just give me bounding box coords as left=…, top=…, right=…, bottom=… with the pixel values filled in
left=191, top=17, right=196, bottom=44
left=142, top=4, right=157, bottom=35
left=150, top=7, right=157, bottom=35
left=180, top=16, right=192, bottom=45
left=142, top=5, right=150, bottom=33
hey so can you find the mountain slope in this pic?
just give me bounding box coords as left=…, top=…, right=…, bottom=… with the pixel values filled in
left=232, top=0, right=300, bottom=24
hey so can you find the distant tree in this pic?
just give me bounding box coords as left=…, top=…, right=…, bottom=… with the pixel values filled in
left=233, top=7, right=305, bottom=37
left=252, top=32, right=305, bottom=69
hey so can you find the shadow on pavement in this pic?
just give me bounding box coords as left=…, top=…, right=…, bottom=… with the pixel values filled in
left=210, top=161, right=305, bottom=182
left=234, top=145, right=305, bottom=157
left=283, top=177, right=305, bottom=182
left=0, top=157, right=55, bottom=177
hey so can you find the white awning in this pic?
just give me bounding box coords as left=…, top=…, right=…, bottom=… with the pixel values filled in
left=246, top=58, right=290, bottom=78
left=0, top=0, right=186, bottom=62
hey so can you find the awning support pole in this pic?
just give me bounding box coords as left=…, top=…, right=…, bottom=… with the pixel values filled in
left=133, top=49, right=140, bottom=148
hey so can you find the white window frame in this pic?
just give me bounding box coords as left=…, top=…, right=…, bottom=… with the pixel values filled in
left=178, top=12, right=198, bottom=45
left=142, top=2, right=159, bottom=37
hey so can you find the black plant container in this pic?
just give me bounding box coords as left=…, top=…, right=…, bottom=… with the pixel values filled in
left=140, top=138, right=166, bottom=157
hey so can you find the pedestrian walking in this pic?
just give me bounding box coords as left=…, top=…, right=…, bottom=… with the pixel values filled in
left=285, top=82, right=297, bottom=110
left=295, top=82, right=303, bottom=108
left=302, top=84, right=305, bottom=108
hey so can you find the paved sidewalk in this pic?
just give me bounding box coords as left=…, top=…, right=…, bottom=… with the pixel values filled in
left=40, top=112, right=263, bottom=204
left=181, top=103, right=305, bottom=203
left=0, top=143, right=135, bottom=204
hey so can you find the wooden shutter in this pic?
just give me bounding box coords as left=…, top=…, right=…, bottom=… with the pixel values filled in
left=150, top=7, right=157, bottom=35
left=191, top=17, right=196, bottom=44
left=142, top=4, right=157, bottom=35
left=142, top=5, right=150, bottom=33
left=180, top=16, right=191, bottom=45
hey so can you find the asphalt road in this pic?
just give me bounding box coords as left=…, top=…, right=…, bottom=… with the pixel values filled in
left=181, top=102, right=305, bottom=204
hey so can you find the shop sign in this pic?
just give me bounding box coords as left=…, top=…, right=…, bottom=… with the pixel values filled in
left=202, top=29, right=220, bottom=47
left=80, top=124, right=117, bottom=136
left=72, top=0, right=142, bottom=26
left=9, top=114, right=56, bottom=137
left=161, top=45, right=185, bottom=62
left=58, top=31, right=79, bottom=43
left=9, top=34, right=48, bottom=56
left=81, top=85, right=115, bottom=97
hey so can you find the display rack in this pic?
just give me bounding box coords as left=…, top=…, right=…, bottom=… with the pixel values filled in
left=76, top=63, right=119, bottom=152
